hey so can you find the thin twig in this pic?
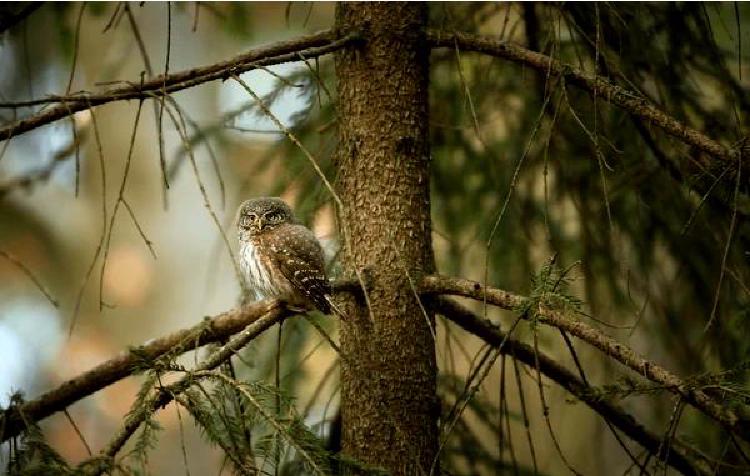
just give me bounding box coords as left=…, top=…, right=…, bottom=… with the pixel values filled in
left=63, top=409, right=93, bottom=456
left=0, top=249, right=58, bottom=308
left=530, top=316, right=581, bottom=475
left=704, top=153, right=741, bottom=332
left=426, top=29, right=743, bottom=169
left=274, top=321, right=282, bottom=476
left=69, top=99, right=108, bottom=337
left=121, top=197, right=158, bottom=260
left=511, top=353, right=538, bottom=475
left=433, top=297, right=712, bottom=476
left=421, top=275, right=750, bottom=442
left=98, top=94, right=145, bottom=310
left=431, top=316, right=522, bottom=475
left=174, top=401, right=192, bottom=476
left=124, top=0, right=171, bottom=207
left=67, top=2, right=86, bottom=196
left=159, top=100, right=245, bottom=290
left=302, top=315, right=341, bottom=355
left=159, top=2, right=172, bottom=195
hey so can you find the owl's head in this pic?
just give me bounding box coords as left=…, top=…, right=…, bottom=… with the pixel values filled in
left=237, top=197, right=297, bottom=237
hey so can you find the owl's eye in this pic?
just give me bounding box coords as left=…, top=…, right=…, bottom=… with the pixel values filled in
left=240, top=213, right=256, bottom=228
left=266, top=211, right=283, bottom=222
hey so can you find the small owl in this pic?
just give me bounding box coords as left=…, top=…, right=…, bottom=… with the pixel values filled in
left=236, top=197, right=332, bottom=314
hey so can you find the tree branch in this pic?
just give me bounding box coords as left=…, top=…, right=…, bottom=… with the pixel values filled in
left=5, top=274, right=747, bottom=456
left=0, top=29, right=358, bottom=141
left=0, top=300, right=292, bottom=443
left=433, top=297, right=713, bottom=476
left=420, top=275, right=750, bottom=443
left=426, top=29, right=746, bottom=176
left=83, top=302, right=288, bottom=473
left=0, top=2, right=43, bottom=35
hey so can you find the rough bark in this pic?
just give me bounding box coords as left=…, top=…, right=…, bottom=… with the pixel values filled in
left=334, top=3, right=438, bottom=473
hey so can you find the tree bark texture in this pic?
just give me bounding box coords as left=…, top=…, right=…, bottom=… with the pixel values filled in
left=334, top=3, right=438, bottom=474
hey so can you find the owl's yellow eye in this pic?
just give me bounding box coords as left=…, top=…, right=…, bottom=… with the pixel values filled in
left=266, top=211, right=282, bottom=222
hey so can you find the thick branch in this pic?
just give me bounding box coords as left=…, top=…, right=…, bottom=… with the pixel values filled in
left=427, top=30, right=743, bottom=170
left=434, top=297, right=712, bottom=476
left=0, top=30, right=357, bottom=141
left=421, top=275, right=750, bottom=442
left=0, top=300, right=292, bottom=443
left=0, top=2, right=43, bottom=35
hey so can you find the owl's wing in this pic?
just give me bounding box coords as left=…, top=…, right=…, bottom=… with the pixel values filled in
left=271, top=224, right=332, bottom=314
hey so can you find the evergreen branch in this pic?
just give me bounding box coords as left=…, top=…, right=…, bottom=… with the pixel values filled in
left=0, top=29, right=359, bottom=141
left=0, top=300, right=294, bottom=443
left=175, top=392, right=258, bottom=475
left=432, top=297, right=713, bottom=476
left=427, top=29, right=750, bottom=216
left=78, top=301, right=288, bottom=474
left=420, top=275, right=750, bottom=443
left=426, top=29, right=738, bottom=167
left=199, top=372, right=330, bottom=476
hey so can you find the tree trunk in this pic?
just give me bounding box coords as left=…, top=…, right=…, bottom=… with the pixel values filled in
left=334, top=3, right=438, bottom=474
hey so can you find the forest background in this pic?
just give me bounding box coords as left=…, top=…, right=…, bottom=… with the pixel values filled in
left=0, top=2, right=749, bottom=475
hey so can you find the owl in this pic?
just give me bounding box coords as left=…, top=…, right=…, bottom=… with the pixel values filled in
left=236, top=197, right=332, bottom=314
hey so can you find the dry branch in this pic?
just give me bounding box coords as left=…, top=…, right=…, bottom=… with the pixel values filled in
left=0, top=300, right=292, bottom=443
left=420, top=275, right=750, bottom=443
left=433, top=297, right=713, bottom=476
left=0, top=29, right=357, bottom=141
left=427, top=30, right=744, bottom=172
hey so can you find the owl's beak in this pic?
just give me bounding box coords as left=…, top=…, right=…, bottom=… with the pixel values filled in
left=254, top=215, right=264, bottom=231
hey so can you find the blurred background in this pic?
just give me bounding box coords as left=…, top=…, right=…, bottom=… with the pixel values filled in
left=1, top=2, right=749, bottom=475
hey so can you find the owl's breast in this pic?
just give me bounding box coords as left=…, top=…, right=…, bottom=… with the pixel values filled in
left=239, top=238, right=292, bottom=300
